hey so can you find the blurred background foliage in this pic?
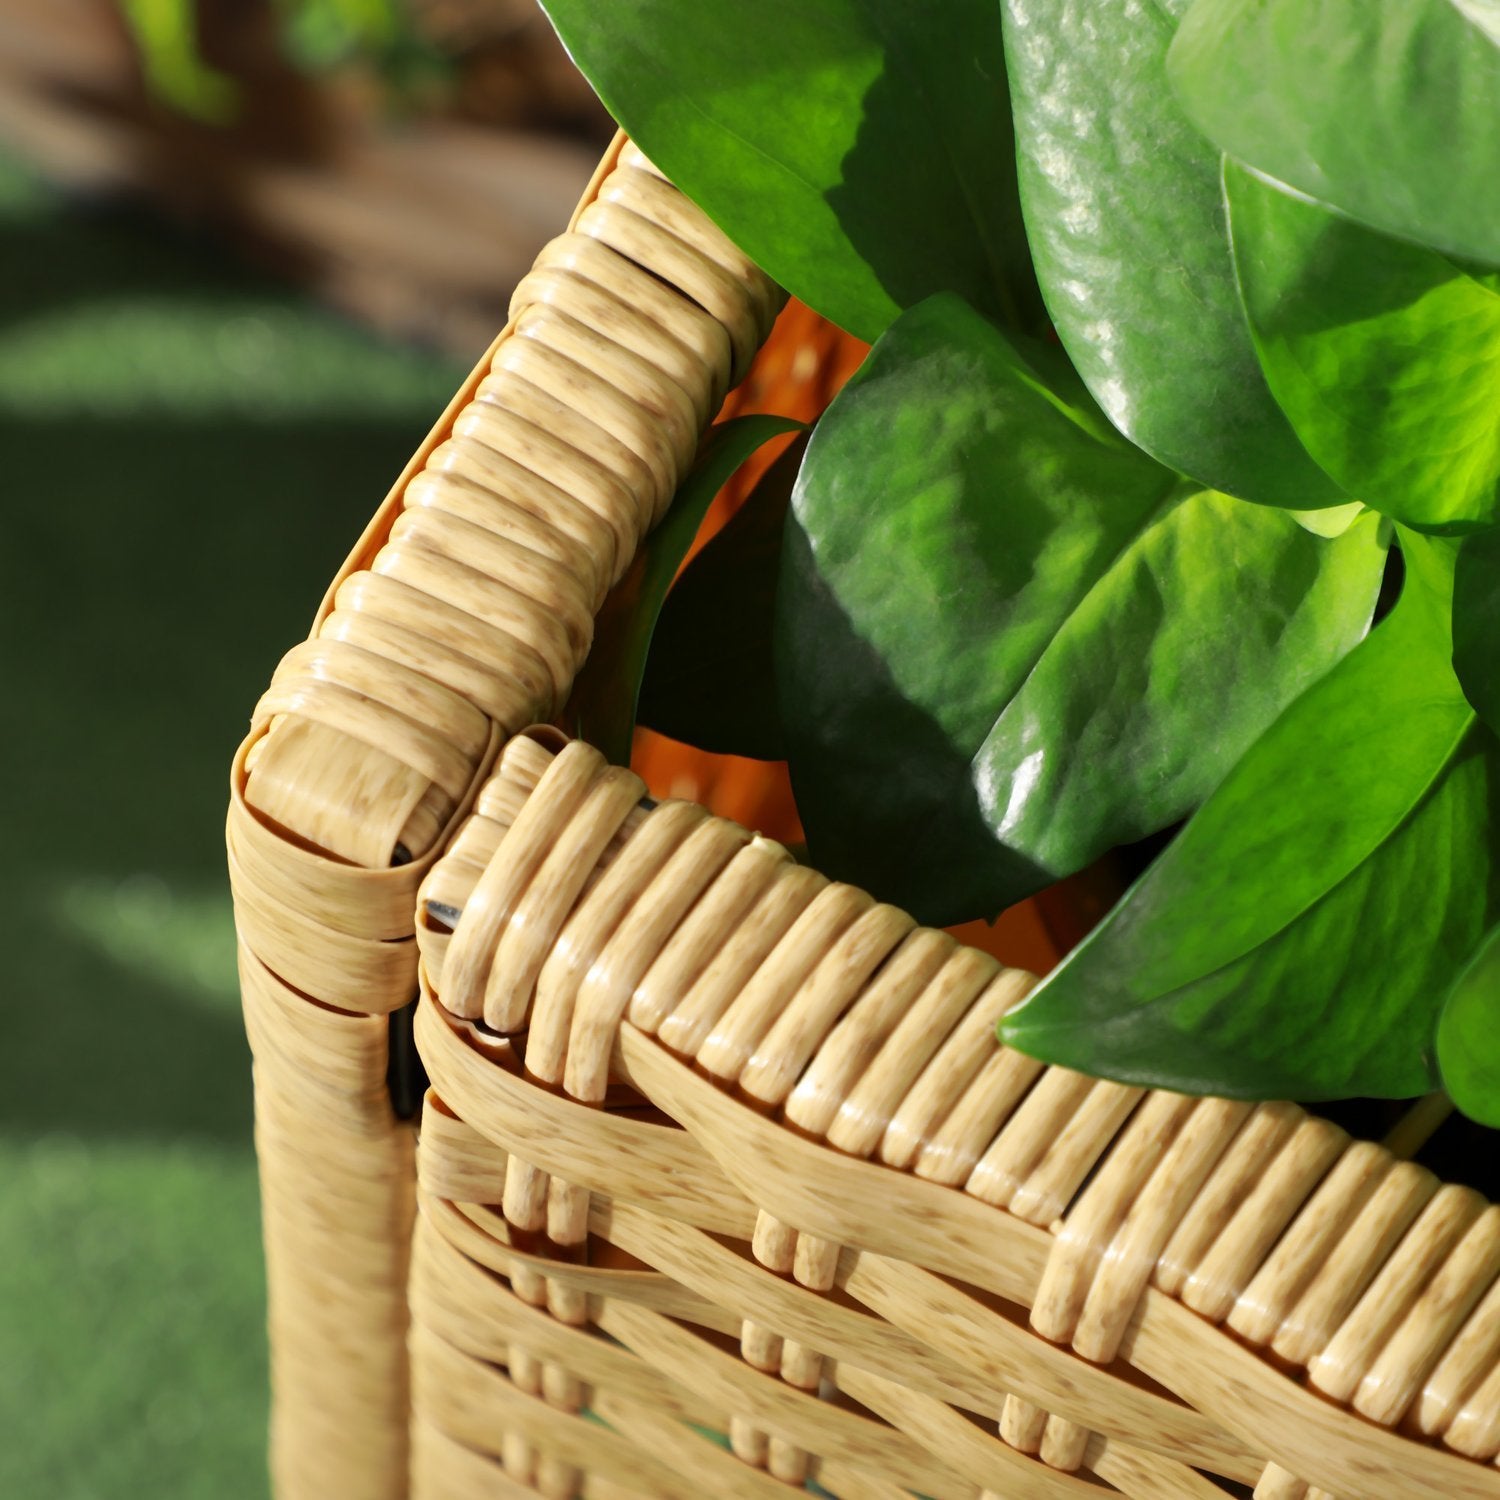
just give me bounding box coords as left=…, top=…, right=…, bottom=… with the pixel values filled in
left=0, top=3, right=605, bottom=1493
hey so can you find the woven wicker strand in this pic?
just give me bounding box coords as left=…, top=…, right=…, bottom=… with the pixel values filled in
left=409, top=739, right=1500, bottom=1499
left=228, top=134, right=783, bottom=1500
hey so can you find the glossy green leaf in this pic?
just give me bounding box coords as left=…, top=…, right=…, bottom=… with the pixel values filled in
left=567, top=415, right=803, bottom=766
left=777, top=294, right=1386, bottom=925
left=1226, top=163, right=1500, bottom=533
left=637, top=437, right=805, bottom=761
left=999, top=0, right=1339, bottom=505
left=537, top=0, right=1042, bottom=342
left=1169, top=0, right=1500, bottom=265
left=1438, top=922, right=1500, bottom=1127
left=1004, top=532, right=1500, bottom=1101
left=1455, top=528, right=1500, bottom=731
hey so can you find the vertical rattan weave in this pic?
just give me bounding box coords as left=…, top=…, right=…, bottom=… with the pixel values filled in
left=231, top=136, right=1500, bottom=1500
left=229, top=133, right=783, bottom=1500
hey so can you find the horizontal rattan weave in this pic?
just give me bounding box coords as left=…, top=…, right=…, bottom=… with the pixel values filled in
left=230, top=133, right=1500, bottom=1500
left=409, top=735, right=1500, bottom=1500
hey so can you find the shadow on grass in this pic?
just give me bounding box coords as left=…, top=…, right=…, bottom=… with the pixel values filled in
left=0, top=154, right=468, bottom=1500
left=0, top=405, right=446, bottom=1144
left=6, top=889, right=252, bottom=1143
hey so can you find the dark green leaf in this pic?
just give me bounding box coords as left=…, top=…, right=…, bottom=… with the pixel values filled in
left=1226, top=162, right=1500, bottom=533
left=1454, top=528, right=1500, bottom=731
left=568, top=415, right=803, bottom=766
left=537, top=0, right=1042, bottom=342
left=777, top=294, right=1386, bottom=925
left=1438, top=922, right=1500, bottom=1127
left=1169, top=0, right=1500, bottom=265
left=1000, top=0, right=1339, bottom=505
left=1003, top=531, right=1499, bottom=1101
left=637, top=436, right=806, bottom=761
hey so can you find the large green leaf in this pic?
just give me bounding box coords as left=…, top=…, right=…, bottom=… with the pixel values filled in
left=1226, top=162, right=1500, bottom=533
left=637, top=437, right=805, bottom=761
left=537, top=0, right=1042, bottom=342
left=567, top=415, right=802, bottom=766
left=1004, top=532, right=1500, bottom=1101
left=1454, top=528, right=1500, bottom=730
left=1169, top=0, right=1500, bottom=266
left=1438, top=922, right=1500, bottom=1127
left=975, top=501, right=1385, bottom=877
left=777, top=294, right=1386, bottom=925
left=999, top=0, right=1339, bottom=505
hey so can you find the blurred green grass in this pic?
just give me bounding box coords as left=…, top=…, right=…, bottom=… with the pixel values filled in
left=0, top=153, right=465, bottom=1498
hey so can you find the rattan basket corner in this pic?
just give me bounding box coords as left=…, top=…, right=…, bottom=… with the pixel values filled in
left=228, top=132, right=1500, bottom=1500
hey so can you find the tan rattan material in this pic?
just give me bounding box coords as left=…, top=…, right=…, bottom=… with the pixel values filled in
left=408, top=737, right=1500, bottom=1500
left=228, top=134, right=782, bottom=1500
left=230, top=133, right=1500, bottom=1500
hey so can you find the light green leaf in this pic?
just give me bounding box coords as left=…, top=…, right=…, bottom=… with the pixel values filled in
left=1289, top=502, right=1366, bottom=539
left=777, top=294, right=1386, bottom=925
left=568, top=415, right=803, bottom=766
left=1438, top=923, right=1500, bottom=1127
left=1000, top=0, right=1340, bottom=504
left=1004, top=531, right=1499, bottom=1101
left=537, top=0, right=1042, bottom=341
left=121, top=0, right=237, bottom=121
left=1226, top=162, right=1500, bottom=532
left=1170, top=0, right=1500, bottom=265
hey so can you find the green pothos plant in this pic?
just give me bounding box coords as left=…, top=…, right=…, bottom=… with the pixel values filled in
left=545, top=0, right=1500, bottom=1129
left=120, top=0, right=434, bottom=120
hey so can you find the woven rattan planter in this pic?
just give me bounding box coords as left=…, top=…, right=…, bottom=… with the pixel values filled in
left=229, top=134, right=1500, bottom=1500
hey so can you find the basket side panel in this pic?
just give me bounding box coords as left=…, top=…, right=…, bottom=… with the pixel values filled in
left=229, top=131, right=786, bottom=1500
left=407, top=734, right=1500, bottom=1500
